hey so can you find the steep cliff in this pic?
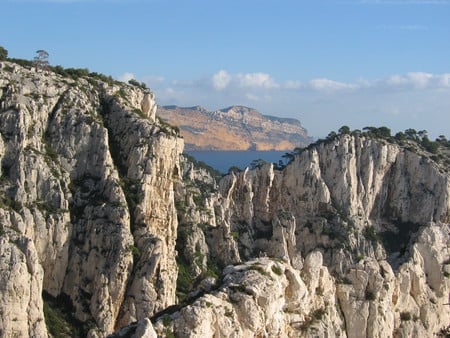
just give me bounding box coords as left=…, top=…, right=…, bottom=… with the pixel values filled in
left=0, top=60, right=182, bottom=337
left=157, top=105, right=313, bottom=151
left=152, top=134, right=450, bottom=337
left=1, top=60, right=450, bottom=338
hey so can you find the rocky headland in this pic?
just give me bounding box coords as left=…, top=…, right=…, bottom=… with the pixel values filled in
left=157, top=105, right=313, bottom=151
left=0, top=60, right=449, bottom=337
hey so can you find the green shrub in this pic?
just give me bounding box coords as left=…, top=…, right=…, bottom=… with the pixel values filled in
left=0, top=46, right=8, bottom=60
left=162, top=315, right=171, bottom=327
left=129, top=244, right=140, bottom=257
left=248, top=264, right=271, bottom=277
left=43, top=292, right=89, bottom=338
left=204, top=258, right=220, bottom=279
left=271, top=265, right=283, bottom=276
left=128, top=78, right=148, bottom=90
left=44, top=301, right=74, bottom=338
left=44, top=143, right=59, bottom=162
left=176, top=256, right=193, bottom=300
left=231, top=231, right=239, bottom=240
left=363, top=226, right=379, bottom=243
left=165, top=329, right=175, bottom=338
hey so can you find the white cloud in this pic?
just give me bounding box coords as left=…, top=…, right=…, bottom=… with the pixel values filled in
left=117, top=72, right=135, bottom=83
left=151, top=70, right=450, bottom=139
left=237, top=72, right=279, bottom=89
left=406, top=72, right=433, bottom=88
left=212, top=70, right=231, bottom=91
left=385, top=72, right=450, bottom=89
left=212, top=71, right=279, bottom=90
left=438, top=74, right=450, bottom=87
left=156, top=70, right=450, bottom=98
left=309, top=78, right=356, bottom=91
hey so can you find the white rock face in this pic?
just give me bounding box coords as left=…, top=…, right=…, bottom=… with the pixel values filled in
left=204, top=134, right=450, bottom=337
left=153, top=257, right=344, bottom=338
left=0, top=61, right=182, bottom=337
left=113, top=126, right=450, bottom=338
left=0, top=230, right=47, bottom=338
left=1, top=61, right=450, bottom=338
left=140, top=92, right=157, bottom=121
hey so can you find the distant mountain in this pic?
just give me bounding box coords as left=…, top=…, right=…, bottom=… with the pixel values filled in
left=157, top=105, right=313, bottom=151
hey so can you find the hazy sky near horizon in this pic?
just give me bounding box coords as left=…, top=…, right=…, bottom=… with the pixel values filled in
left=2, top=0, right=450, bottom=138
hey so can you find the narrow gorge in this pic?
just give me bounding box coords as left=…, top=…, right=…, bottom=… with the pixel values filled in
left=0, top=60, right=449, bottom=337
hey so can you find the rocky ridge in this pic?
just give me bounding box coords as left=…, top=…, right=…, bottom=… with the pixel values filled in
left=0, top=60, right=449, bottom=338
left=157, top=105, right=313, bottom=151
left=150, top=134, right=450, bottom=338
left=0, top=60, right=182, bottom=337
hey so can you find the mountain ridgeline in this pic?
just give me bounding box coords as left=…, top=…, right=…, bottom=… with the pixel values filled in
left=157, top=105, right=313, bottom=151
left=0, top=59, right=450, bottom=338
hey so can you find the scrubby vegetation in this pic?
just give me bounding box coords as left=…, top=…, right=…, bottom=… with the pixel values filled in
left=156, top=116, right=181, bottom=137
left=0, top=46, right=8, bottom=60
left=0, top=45, right=124, bottom=86
left=128, top=78, right=148, bottom=90
left=43, top=292, right=91, bottom=338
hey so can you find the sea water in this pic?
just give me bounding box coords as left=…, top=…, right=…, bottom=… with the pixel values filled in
left=185, top=150, right=288, bottom=174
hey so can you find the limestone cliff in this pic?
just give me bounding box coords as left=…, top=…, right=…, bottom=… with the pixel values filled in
left=1, top=59, right=450, bottom=338
left=150, top=134, right=450, bottom=337
left=0, top=60, right=182, bottom=337
left=157, top=105, right=313, bottom=151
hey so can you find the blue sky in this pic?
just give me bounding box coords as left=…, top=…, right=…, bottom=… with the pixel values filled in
left=2, top=0, right=450, bottom=138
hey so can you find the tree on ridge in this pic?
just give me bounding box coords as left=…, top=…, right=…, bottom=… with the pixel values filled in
left=34, top=49, right=49, bottom=69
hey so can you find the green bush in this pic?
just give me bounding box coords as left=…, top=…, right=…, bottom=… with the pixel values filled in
left=0, top=46, right=8, bottom=60
left=43, top=292, right=89, bottom=338
left=363, top=226, right=379, bottom=243
left=248, top=264, right=271, bottom=277
left=128, top=78, right=148, bottom=90
left=176, top=256, right=193, bottom=300
left=129, top=244, right=141, bottom=257
left=271, top=265, right=283, bottom=276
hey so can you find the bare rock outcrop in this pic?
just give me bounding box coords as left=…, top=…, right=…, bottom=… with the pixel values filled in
left=203, top=134, right=450, bottom=337
left=152, top=257, right=344, bottom=338
left=0, top=230, right=46, bottom=337
left=2, top=60, right=450, bottom=338
left=0, top=61, right=182, bottom=337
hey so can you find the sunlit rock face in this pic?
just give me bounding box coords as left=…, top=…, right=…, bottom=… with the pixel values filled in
left=156, top=134, right=450, bottom=337
left=157, top=104, right=313, bottom=151
left=1, top=60, right=449, bottom=338
left=0, top=61, right=182, bottom=337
